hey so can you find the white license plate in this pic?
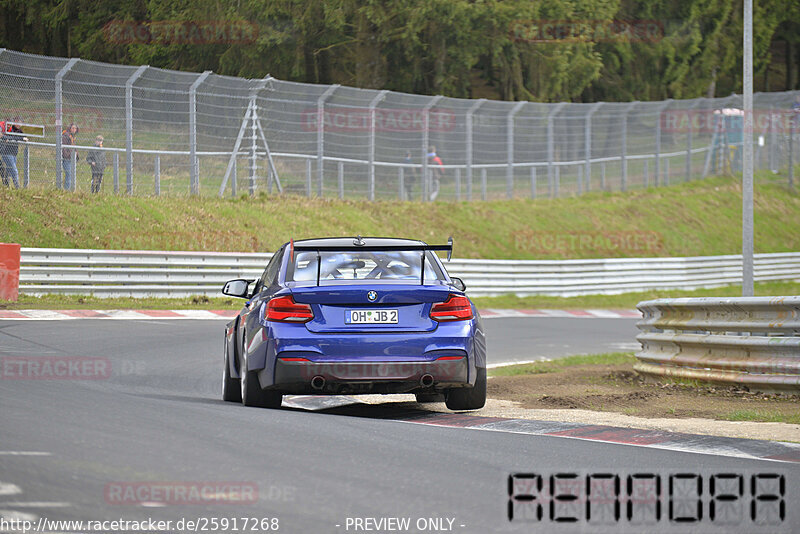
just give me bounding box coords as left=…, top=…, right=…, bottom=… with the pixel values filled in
left=346, top=309, right=398, bottom=324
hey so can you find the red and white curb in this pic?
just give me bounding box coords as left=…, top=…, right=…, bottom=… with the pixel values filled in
left=0, top=310, right=238, bottom=320
left=284, top=397, right=800, bottom=464
left=0, top=309, right=640, bottom=320
left=480, top=308, right=639, bottom=319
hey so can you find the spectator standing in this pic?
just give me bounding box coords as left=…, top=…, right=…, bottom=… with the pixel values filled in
left=61, top=122, right=79, bottom=190
left=0, top=122, right=8, bottom=187
left=0, top=118, right=28, bottom=189
left=427, top=145, right=444, bottom=201
left=86, top=136, right=107, bottom=194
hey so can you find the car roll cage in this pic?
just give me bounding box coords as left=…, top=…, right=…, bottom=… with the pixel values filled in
left=289, top=237, right=454, bottom=286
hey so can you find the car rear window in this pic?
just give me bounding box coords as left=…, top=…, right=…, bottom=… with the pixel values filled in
left=288, top=250, right=445, bottom=283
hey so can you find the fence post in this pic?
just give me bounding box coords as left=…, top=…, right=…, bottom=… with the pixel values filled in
left=306, top=158, right=312, bottom=198
left=584, top=102, right=602, bottom=194
left=481, top=168, right=487, bottom=200
left=55, top=58, right=79, bottom=190
left=547, top=103, right=565, bottom=198
left=250, top=99, right=258, bottom=196
left=577, top=165, right=583, bottom=196
left=554, top=165, right=560, bottom=197
left=621, top=101, right=637, bottom=192
left=686, top=99, right=703, bottom=181
left=399, top=167, right=405, bottom=200
left=316, top=84, right=339, bottom=197
left=23, top=144, right=29, bottom=188
left=465, top=98, right=485, bottom=202
left=125, top=65, right=148, bottom=195
left=189, top=70, right=211, bottom=196
left=366, top=90, right=389, bottom=201
left=601, top=162, right=606, bottom=191
left=70, top=149, right=77, bottom=192
left=530, top=167, right=537, bottom=199
left=507, top=101, right=525, bottom=199
left=113, top=152, right=119, bottom=193
left=232, top=158, right=237, bottom=197
left=338, top=161, right=344, bottom=199
left=655, top=100, right=671, bottom=186
left=644, top=160, right=649, bottom=187
left=664, top=158, right=670, bottom=186
left=421, top=95, right=443, bottom=202
left=769, top=105, right=777, bottom=172
left=154, top=154, right=160, bottom=196
left=789, top=115, right=795, bottom=190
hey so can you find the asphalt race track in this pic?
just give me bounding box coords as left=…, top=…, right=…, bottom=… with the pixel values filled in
left=1, top=318, right=798, bottom=534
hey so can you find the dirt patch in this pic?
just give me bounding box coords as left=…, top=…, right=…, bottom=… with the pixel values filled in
left=488, top=364, right=800, bottom=424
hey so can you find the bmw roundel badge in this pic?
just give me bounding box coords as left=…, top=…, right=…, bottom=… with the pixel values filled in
left=367, top=291, right=378, bottom=302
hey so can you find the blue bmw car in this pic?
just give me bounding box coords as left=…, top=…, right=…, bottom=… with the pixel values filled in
left=221, top=237, right=487, bottom=410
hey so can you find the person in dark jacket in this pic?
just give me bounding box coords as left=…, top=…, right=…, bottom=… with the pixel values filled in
left=86, top=135, right=107, bottom=194
left=0, top=119, right=27, bottom=188
left=61, top=123, right=79, bottom=190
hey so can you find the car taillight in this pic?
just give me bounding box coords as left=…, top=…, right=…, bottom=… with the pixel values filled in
left=266, top=295, right=314, bottom=323
left=430, top=295, right=473, bottom=322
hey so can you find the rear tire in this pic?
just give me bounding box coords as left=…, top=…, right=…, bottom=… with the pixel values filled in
left=222, top=338, right=241, bottom=403
left=445, top=368, right=486, bottom=411
left=240, top=352, right=282, bottom=409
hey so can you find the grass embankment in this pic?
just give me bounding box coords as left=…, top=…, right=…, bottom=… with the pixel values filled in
left=488, top=353, right=800, bottom=426
left=1, top=172, right=798, bottom=259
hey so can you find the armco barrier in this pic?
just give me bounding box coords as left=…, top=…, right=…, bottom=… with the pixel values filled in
left=16, top=248, right=800, bottom=299
left=0, top=243, right=21, bottom=301
left=635, top=297, right=800, bottom=392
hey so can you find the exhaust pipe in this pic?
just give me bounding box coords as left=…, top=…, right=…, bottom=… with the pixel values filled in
left=311, top=375, right=326, bottom=390
left=420, top=374, right=434, bottom=388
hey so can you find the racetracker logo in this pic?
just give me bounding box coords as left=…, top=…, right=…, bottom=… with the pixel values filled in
left=661, top=109, right=800, bottom=134
left=102, top=20, right=258, bottom=45
left=104, top=482, right=258, bottom=505
left=513, top=230, right=664, bottom=256
left=510, top=20, right=664, bottom=44
left=0, top=356, right=111, bottom=380
left=301, top=107, right=456, bottom=133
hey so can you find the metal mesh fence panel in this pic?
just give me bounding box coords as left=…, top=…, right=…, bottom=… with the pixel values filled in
left=0, top=48, right=798, bottom=199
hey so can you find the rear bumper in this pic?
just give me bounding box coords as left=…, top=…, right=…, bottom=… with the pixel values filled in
left=269, top=356, right=469, bottom=394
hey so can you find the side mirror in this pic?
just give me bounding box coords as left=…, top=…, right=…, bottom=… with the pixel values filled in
left=450, top=277, right=466, bottom=292
left=222, top=279, right=253, bottom=299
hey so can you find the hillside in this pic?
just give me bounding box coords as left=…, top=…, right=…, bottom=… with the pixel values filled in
left=1, top=173, right=798, bottom=260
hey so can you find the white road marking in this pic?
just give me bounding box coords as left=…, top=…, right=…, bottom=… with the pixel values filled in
left=0, top=452, right=51, bottom=456
left=609, top=342, right=641, bottom=351
left=2, top=502, right=71, bottom=508
left=0, top=482, right=22, bottom=496
left=487, top=359, right=551, bottom=369
left=139, top=501, right=166, bottom=508
left=0, top=509, right=37, bottom=521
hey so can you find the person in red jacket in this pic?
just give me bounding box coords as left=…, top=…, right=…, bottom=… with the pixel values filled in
left=427, top=145, right=444, bottom=200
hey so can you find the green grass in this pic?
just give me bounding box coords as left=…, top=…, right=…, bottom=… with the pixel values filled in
left=3, top=294, right=242, bottom=310
left=1, top=170, right=799, bottom=259
left=725, top=410, right=800, bottom=425
left=472, top=281, right=800, bottom=309
left=488, top=352, right=636, bottom=377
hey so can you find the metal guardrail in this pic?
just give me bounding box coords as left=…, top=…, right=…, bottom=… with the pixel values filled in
left=18, top=248, right=800, bottom=298
left=635, top=297, right=800, bottom=392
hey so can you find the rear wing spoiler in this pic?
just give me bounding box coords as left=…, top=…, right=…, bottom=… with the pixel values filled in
left=290, top=237, right=454, bottom=286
